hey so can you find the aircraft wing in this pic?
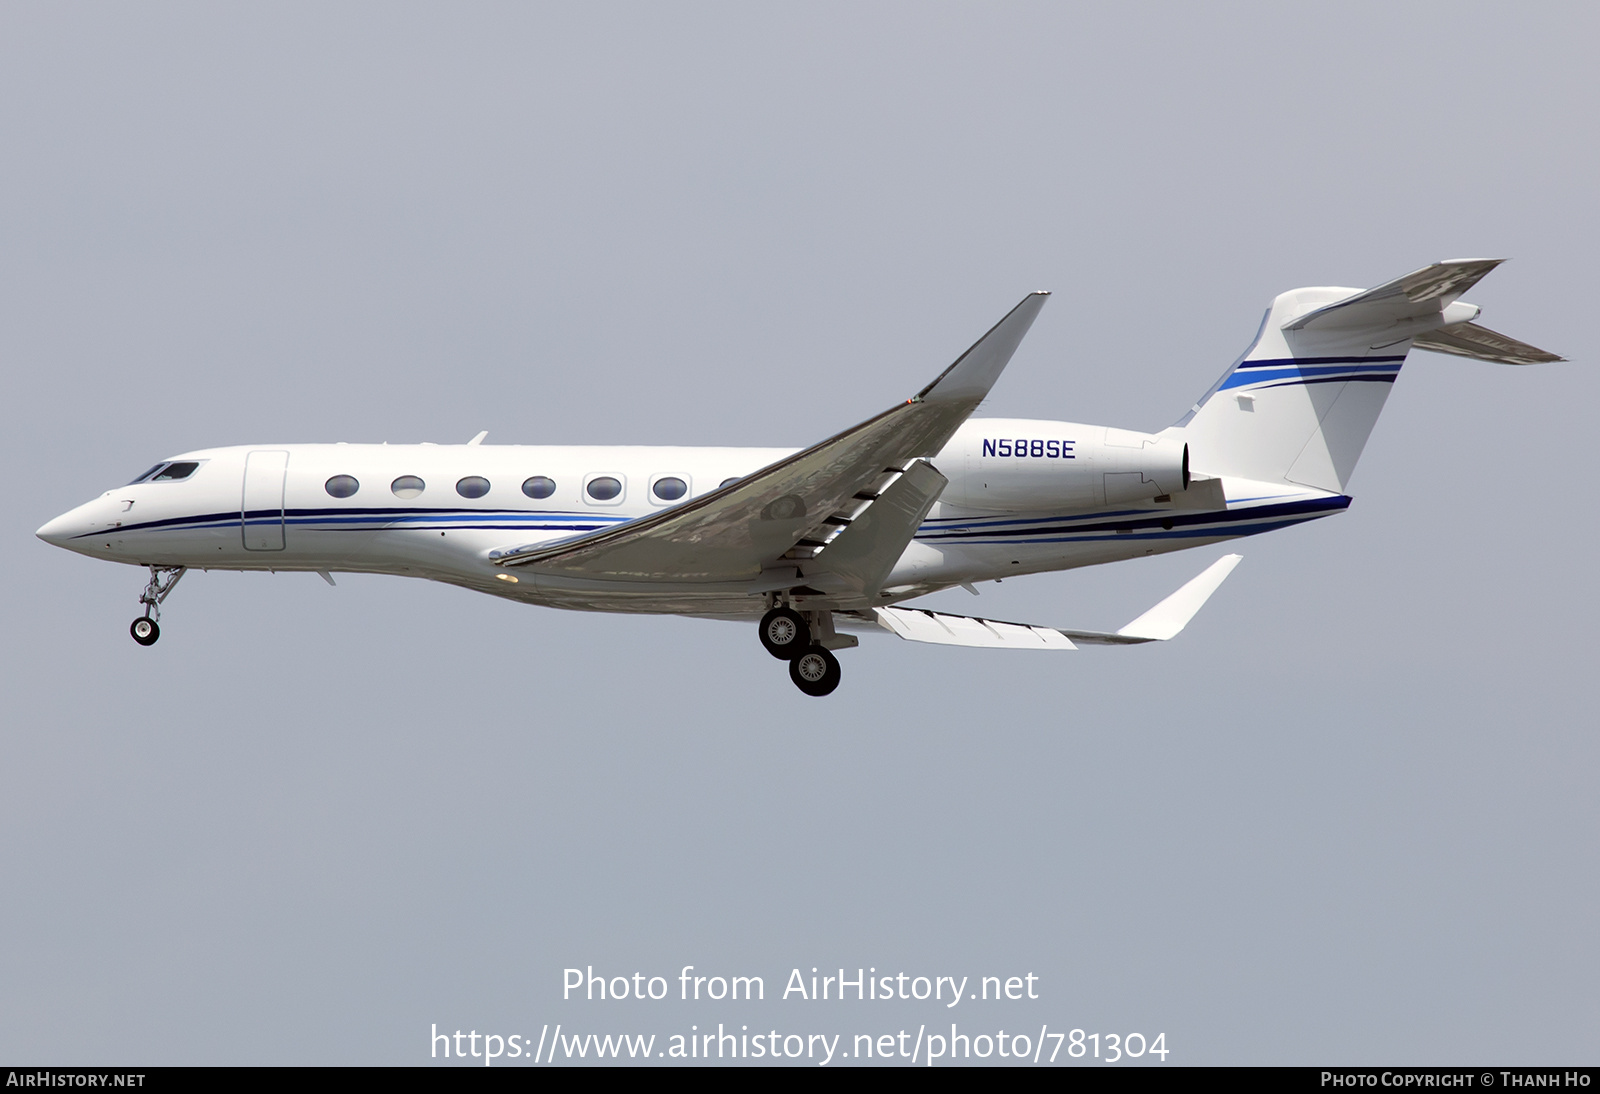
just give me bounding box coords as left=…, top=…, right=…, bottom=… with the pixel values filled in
left=869, top=554, right=1242, bottom=649
left=492, top=292, right=1049, bottom=582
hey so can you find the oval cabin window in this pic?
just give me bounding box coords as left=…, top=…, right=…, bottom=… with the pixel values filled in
left=521, top=476, right=556, bottom=500
left=586, top=476, right=622, bottom=501
left=456, top=476, right=491, bottom=499
left=652, top=477, right=687, bottom=501
left=391, top=475, right=425, bottom=499
left=325, top=475, right=360, bottom=498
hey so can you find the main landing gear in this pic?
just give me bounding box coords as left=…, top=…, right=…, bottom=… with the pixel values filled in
left=758, top=605, right=847, bottom=697
left=130, top=566, right=185, bottom=647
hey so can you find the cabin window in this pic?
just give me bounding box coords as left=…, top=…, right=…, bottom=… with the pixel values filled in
left=151, top=461, right=200, bottom=481
left=586, top=476, right=622, bottom=501
left=652, top=476, right=687, bottom=501
left=521, top=476, right=556, bottom=500
left=391, top=475, right=425, bottom=499
left=325, top=475, right=360, bottom=498
left=719, top=477, right=740, bottom=489
left=456, top=476, right=491, bottom=499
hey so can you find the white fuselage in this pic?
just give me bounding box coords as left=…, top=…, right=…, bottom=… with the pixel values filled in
left=37, top=418, right=1348, bottom=618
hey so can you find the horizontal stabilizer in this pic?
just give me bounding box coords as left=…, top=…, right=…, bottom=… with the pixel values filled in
left=1411, top=321, right=1565, bottom=365
left=871, top=554, right=1241, bottom=650
left=1285, top=258, right=1502, bottom=333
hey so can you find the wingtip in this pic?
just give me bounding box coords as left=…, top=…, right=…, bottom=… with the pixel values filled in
left=915, top=291, right=1051, bottom=403
left=1115, top=553, right=1243, bottom=642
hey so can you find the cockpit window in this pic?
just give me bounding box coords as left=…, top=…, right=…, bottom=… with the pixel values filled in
left=130, top=461, right=202, bottom=484
left=150, top=461, right=200, bottom=482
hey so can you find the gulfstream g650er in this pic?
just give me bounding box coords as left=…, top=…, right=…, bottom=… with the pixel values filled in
left=37, top=260, right=1563, bottom=695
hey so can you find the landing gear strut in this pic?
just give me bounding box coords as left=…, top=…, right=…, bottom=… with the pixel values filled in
left=130, top=566, right=185, bottom=647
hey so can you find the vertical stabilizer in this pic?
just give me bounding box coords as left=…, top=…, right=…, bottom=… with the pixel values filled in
left=1170, top=260, right=1558, bottom=493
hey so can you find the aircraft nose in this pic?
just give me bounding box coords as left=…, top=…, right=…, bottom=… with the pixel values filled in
left=37, top=501, right=100, bottom=548
left=36, top=511, right=78, bottom=545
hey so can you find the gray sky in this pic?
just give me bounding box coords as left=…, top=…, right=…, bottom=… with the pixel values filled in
left=3, top=1, right=1596, bottom=1066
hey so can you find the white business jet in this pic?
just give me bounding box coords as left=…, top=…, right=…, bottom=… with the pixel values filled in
left=38, top=260, right=1562, bottom=696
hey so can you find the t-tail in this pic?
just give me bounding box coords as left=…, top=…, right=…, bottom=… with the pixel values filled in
left=1171, top=259, right=1564, bottom=494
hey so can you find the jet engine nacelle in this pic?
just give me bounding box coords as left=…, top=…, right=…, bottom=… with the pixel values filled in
left=942, top=418, right=1189, bottom=513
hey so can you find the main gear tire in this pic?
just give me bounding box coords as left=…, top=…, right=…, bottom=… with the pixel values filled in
left=758, top=607, right=810, bottom=660
left=788, top=646, right=841, bottom=697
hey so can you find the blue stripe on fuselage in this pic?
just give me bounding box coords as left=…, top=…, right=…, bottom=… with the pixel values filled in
left=914, top=494, right=1351, bottom=545
left=73, top=506, right=633, bottom=540
left=1220, top=362, right=1401, bottom=391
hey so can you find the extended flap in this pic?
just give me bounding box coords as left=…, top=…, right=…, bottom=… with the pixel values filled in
left=810, top=460, right=948, bottom=594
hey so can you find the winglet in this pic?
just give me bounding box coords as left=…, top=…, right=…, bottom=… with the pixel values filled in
left=1116, top=554, right=1242, bottom=641
left=915, top=291, right=1050, bottom=404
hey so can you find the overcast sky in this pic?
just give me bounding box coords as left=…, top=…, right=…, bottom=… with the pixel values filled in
left=2, top=1, right=1596, bottom=1066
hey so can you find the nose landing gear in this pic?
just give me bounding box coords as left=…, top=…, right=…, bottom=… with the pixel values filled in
left=130, top=566, right=185, bottom=646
